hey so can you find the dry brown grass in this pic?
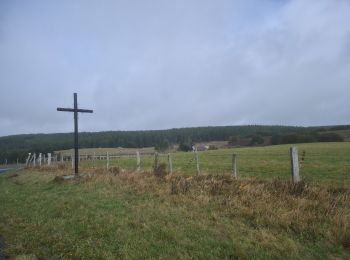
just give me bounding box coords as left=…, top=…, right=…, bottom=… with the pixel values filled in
left=78, top=170, right=350, bottom=253
left=2, top=167, right=349, bottom=258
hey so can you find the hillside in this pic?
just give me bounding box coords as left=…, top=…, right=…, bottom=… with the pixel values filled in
left=0, top=125, right=349, bottom=163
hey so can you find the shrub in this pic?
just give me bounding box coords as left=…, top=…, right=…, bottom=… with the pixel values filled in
left=108, top=166, right=120, bottom=176
left=154, top=163, right=167, bottom=178
left=178, top=138, right=193, bottom=152
left=155, top=139, right=171, bottom=152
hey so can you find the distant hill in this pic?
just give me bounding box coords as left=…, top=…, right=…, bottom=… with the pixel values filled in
left=0, top=125, right=349, bottom=163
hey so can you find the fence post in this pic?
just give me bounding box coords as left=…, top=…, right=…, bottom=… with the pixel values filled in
left=168, top=153, right=173, bottom=174
left=136, top=151, right=141, bottom=172
left=93, top=152, right=96, bottom=168
left=107, top=152, right=110, bottom=169
left=195, top=149, right=200, bottom=175
left=290, top=146, right=301, bottom=183
left=16, top=158, right=19, bottom=165
left=33, top=153, right=36, bottom=167
left=48, top=153, right=52, bottom=166
left=232, top=153, right=237, bottom=179
left=39, top=153, right=42, bottom=167
left=154, top=152, right=159, bottom=170
left=71, top=153, right=74, bottom=169
left=30, top=154, right=35, bottom=165
left=26, top=153, right=31, bottom=166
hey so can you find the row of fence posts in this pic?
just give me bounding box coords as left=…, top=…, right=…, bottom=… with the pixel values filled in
left=149, top=146, right=300, bottom=183
left=24, top=150, right=238, bottom=177
left=2, top=158, right=20, bottom=165
left=23, top=145, right=301, bottom=183
left=25, top=153, right=53, bottom=167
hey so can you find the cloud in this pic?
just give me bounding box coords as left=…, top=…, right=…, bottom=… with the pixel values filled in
left=0, top=0, right=349, bottom=136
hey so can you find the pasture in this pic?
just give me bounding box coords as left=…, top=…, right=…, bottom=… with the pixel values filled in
left=0, top=142, right=349, bottom=259
left=79, top=142, right=350, bottom=185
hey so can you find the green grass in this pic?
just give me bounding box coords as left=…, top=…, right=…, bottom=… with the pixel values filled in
left=0, top=142, right=349, bottom=259
left=80, top=142, right=350, bottom=185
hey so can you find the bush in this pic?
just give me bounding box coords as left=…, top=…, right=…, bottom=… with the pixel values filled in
left=108, top=166, right=121, bottom=176
left=155, top=139, right=171, bottom=152
left=154, top=163, right=167, bottom=178
left=178, top=139, right=193, bottom=152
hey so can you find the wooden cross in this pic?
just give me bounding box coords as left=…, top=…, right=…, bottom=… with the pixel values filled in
left=57, top=93, right=93, bottom=176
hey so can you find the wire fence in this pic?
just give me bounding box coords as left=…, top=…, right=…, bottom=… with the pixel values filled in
left=21, top=143, right=350, bottom=184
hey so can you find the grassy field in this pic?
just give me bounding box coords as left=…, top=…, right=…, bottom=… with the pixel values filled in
left=78, top=142, right=350, bottom=185
left=0, top=142, right=349, bottom=259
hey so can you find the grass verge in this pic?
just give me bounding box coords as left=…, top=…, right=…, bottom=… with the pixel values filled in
left=0, top=168, right=349, bottom=259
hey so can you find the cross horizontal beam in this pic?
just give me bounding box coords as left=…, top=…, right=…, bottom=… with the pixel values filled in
left=57, top=108, right=93, bottom=113
left=57, top=93, right=93, bottom=176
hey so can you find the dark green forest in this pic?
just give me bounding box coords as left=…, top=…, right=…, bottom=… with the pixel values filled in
left=0, top=125, right=348, bottom=163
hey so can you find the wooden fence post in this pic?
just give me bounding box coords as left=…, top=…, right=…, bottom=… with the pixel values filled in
left=107, top=152, right=110, bottom=170
left=39, top=153, right=42, bottom=167
left=232, top=153, right=237, bottom=178
left=33, top=153, right=36, bottom=167
left=26, top=153, right=31, bottom=166
left=136, top=151, right=141, bottom=172
left=71, top=153, right=74, bottom=169
left=47, top=153, right=52, bottom=166
left=30, top=154, right=34, bottom=165
left=154, top=152, right=159, bottom=170
left=168, top=153, right=173, bottom=174
left=290, top=146, right=301, bottom=183
left=93, top=152, right=96, bottom=168
left=195, top=149, right=200, bottom=175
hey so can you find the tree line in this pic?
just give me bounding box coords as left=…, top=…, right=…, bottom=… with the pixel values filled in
left=0, top=125, right=348, bottom=163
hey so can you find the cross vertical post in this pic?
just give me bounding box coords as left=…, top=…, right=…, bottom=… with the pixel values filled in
left=57, top=93, right=93, bottom=177
left=74, top=93, right=79, bottom=175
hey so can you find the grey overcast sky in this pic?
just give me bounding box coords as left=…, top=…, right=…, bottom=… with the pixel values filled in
left=0, top=0, right=349, bottom=136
